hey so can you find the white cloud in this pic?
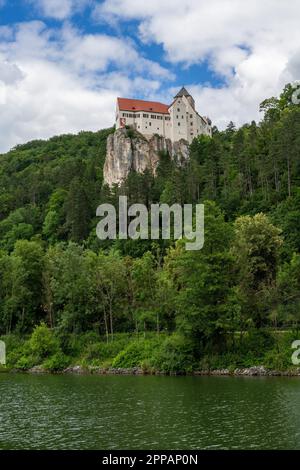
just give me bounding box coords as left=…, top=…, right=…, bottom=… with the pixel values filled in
left=0, top=57, right=23, bottom=84
left=28, top=0, right=90, bottom=20
left=2, top=1, right=300, bottom=151
left=96, top=0, right=300, bottom=128
left=60, top=24, right=172, bottom=79
left=0, top=21, right=172, bottom=152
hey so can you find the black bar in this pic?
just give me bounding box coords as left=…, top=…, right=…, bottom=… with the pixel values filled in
left=0, top=450, right=298, bottom=466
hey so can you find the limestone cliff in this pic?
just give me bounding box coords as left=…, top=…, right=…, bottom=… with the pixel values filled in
left=103, top=128, right=189, bottom=187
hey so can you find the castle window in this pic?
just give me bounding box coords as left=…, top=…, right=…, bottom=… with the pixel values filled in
left=190, top=122, right=193, bottom=126
left=151, top=115, right=157, bottom=119
left=190, top=114, right=193, bottom=118
left=143, top=113, right=149, bottom=118
left=178, top=122, right=180, bottom=126
left=182, top=115, right=184, bottom=119
left=149, top=122, right=152, bottom=126
left=177, top=108, right=180, bottom=112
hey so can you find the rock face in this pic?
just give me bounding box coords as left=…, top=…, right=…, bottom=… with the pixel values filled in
left=103, top=128, right=189, bottom=187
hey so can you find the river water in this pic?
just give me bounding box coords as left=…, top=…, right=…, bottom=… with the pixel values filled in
left=0, top=373, right=299, bottom=449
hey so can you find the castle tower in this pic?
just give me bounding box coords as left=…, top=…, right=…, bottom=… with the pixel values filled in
left=174, top=86, right=195, bottom=110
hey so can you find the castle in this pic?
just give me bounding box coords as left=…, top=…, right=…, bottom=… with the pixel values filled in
left=115, top=87, right=212, bottom=144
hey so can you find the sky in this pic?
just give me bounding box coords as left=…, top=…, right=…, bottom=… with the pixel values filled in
left=0, top=1, right=299, bottom=152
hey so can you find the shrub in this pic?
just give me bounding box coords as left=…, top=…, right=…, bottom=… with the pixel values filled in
left=2, top=335, right=28, bottom=367
left=235, top=329, right=275, bottom=363
left=198, top=353, right=240, bottom=370
left=0, top=334, right=25, bottom=351
left=112, top=338, right=161, bottom=368
left=263, top=350, right=290, bottom=370
left=112, top=341, right=146, bottom=368
left=15, top=355, right=39, bottom=370
left=29, top=323, right=59, bottom=359
left=83, top=336, right=131, bottom=362
left=140, top=358, right=155, bottom=374
left=152, top=334, right=195, bottom=373
left=43, top=352, right=71, bottom=372
left=126, top=127, right=135, bottom=139
left=263, top=331, right=299, bottom=370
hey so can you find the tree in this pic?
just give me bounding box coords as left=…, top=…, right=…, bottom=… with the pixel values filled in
left=271, top=188, right=300, bottom=260
left=42, top=189, right=68, bottom=243
left=232, top=213, right=282, bottom=328
left=163, top=201, right=237, bottom=354
left=277, top=254, right=300, bottom=329
left=65, top=178, right=91, bottom=242
left=29, top=323, right=59, bottom=359
left=9, top=240, right=45, bottom=332
left=44, top=243, right=90, bottom=332
left=91, top=250, right=127, bottom=340
left=131, top=252, right=158, bottom=334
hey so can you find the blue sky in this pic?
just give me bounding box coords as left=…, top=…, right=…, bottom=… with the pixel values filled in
left=1, top=1, right=223, bottom=87
left=0, top=0, right=299, bottom=151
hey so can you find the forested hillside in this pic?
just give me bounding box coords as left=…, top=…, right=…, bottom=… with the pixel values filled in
left=1, top=84, right=300, bottom=373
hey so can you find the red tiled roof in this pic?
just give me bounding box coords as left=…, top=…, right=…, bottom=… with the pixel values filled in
left=117, top=97, right=169, bottom=114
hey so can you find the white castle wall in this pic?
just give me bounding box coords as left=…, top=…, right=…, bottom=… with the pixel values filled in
left=115, top=91, right=211, bottom=144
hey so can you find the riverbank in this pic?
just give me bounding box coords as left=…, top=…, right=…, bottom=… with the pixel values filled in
left=2, top=364, right=299, bottom=377
left=2, top=327, right=300, bottom=376
left=62, top=364, right=300, bottom=376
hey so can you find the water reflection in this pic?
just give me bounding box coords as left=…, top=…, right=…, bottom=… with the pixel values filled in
left=0, top=374, right=299, bottom=450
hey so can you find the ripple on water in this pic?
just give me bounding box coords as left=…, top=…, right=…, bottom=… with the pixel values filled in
left=0, top=374, right=300, bottom=449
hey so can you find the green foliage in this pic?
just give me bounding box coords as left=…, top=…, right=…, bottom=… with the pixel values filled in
left=271, top=189, right=300, bottom=260
left=0, top=205, right=40, bottom=252
left=151, top=334, right=195, bottom=373
left=42, top=352, right=71, bottom=372
left=0, top=128, right=113, bottom=246
left=81, top=334, right=133, bottom=364
left=277, top=253, right=300, bottom=327
left=29, top=323, right=59, bottom=359
left=126, top=127, right=135, bottom=139
left=1, top=86, right=300, bottom=372
left=65, top=177, right=91, bottom=242
left=262, top=331, right=299, bottom=370
left=42, top=189, right=68, bottom=243
left=15, top=354, right=39, bottom=371
left=163, top=201, right=237, bottom=350
left=232, top=213, right=283, bottom=328
left=197, top=330, right=294, bottom=370
left=112, top=337, right=161, bottom=368
left=1, top=329, right=299, bottom=373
